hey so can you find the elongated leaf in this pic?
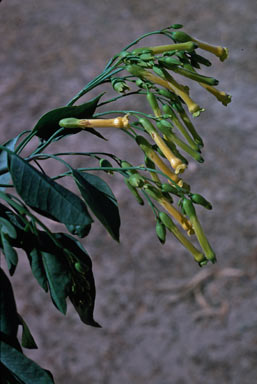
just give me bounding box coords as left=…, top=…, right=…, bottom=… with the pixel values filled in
left=33, top=93, right=105, bottom=140
left=0, top=217, right=17, bottom=239
left=54, top=232, right=100, bottom=327
left=18, top=315, right=38, bottom=350
left=0, top=136, right=20, bottom=191
left=0, top=362, right=24, bottom=384
left=8, top=152, right=93, bottom=237
left=1, top=232, right=18, bottom=275
left=0, top=340, right=54, bottom=384
left=42, top=251, right=71, bottom=314
left=73, top=170, right=120, bottom=241
left=0, top=268, right=19, bottom=338
left=27, top=248, right=48, bottom=292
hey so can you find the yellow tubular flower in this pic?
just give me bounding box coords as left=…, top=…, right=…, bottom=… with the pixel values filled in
left=191, top=39, right=229, bottom=62
left=199, top=83, right=232, bottom=106
left=139, top=118, right=186, bottom=174
left=132, top=41, right=196, bottom=55
left=136, top=135, right=182, bottom=185
left=159, top=197, right=194, bottom=234
left=148, top=41, right=196, bottom=54
left=143, top=70, right=204, bottom=117
left=159, top=212, right=205, bottom=263
left=59, top=115, right=130, bottom=129
left=145, top=149, right=182, bottom=185
left=165, top=76, right=204, bottom=117
left=150, top=131, right=186, bottom=174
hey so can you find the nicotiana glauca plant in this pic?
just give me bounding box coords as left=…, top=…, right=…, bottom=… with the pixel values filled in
left=0, top=25, right=231, bottom=383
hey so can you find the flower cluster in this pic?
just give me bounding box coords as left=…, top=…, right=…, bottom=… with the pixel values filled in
left=59, top=26, right=231, bottom=266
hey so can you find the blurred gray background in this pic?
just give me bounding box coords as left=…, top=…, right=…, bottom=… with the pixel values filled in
left=1, top=1, right=257, bottom=383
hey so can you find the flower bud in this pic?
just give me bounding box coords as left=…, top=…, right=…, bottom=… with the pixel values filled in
left=156, top=220, right=166, bottom=244
left=59, top=117, right=81, bottom=128
left=190, top=193, right=212, bottom=210
left=124, top=178, right=144, bottom=205
left=158, top=56, right=182, bottom=69
left=143, top=185, right=163, bottom=201
left=171, top=31, right=192, bottom=43
left=146, top=91, right=161, bottom=117
left=161, top=183, right=181, bottom=196
left=112, top=78, right=130, bottom=93
left=128, top=173, right=145, bottom=188
left=171, top=24, right=183, bottom=29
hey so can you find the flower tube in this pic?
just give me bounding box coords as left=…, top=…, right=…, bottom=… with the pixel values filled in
left=59, top=115, right=130, bottom=129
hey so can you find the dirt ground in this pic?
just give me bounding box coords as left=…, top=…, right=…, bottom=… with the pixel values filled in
left=1, top=1, right=257, bottom=383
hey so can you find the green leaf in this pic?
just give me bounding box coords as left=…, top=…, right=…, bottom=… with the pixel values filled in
left=1, top=232, right=18, bottom=275
left=72, top=170, right=120, bottom=241
left=8, top=152, right=93, bottom=237
left=0, top=136, right=20, bottom=191
left=0, top=217, right=17, bottom=239
left=0, top=268, right=19, bottom=338
left=0, top=340, right=54, bottom=384
left=42, top=251, right=71, bottom=314
left=33, top=93, right=105, bottom=140
left=18, top=315, right=38, bottom=350
left=26, top=248, right=48, bottom=292
left=54, top=233, right=101, bottom=327
left=0, top=362, right=24, bottom=384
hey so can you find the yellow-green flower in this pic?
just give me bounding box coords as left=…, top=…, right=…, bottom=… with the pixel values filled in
left=59, top=115, right=130, bottom=129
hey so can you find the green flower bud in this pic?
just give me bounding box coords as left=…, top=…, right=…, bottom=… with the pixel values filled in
left=158, top=56, right=181, bottom=69
left=124, top=178, right=144, bottom=205
left=190, top=193, right=212, bottom=210
left=161, top=183, right=181, bottom=196
left=182, top=198, right=196, bottom=218
left=146, top=91, right=161, bottom=117
left=128, top=173, right=145, bottom=188
left=112, top=78, right=130, bottom=93
left=140, top=53, right=154, bottom=61
left=152, top=65, right=169, bottom=80
left=126, top=64, right=145, bottom=77
left=171, top=31, right=192, bottom=43
left=171, top=24, right=183, bottom=29
left=59, top=117, right=81, bottom=128
left=159, top=211, right=175, bottom=230
left=156, top=220, right=166, bottom=244
left=143, top=185, right=163, bottom=201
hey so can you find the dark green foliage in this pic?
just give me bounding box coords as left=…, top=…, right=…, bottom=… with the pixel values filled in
left=0, top=340, right=54, bottom=384
left=72, top=169, right=120, bottom=241
left=0, top=268, right=19, bottom=340
left=33, top=93, right=104, bottom=140
left=8, top=151, right=93, bottom=237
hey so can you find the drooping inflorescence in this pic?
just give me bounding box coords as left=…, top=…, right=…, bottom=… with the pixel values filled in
left=59, top=25, right=231, bottom=266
